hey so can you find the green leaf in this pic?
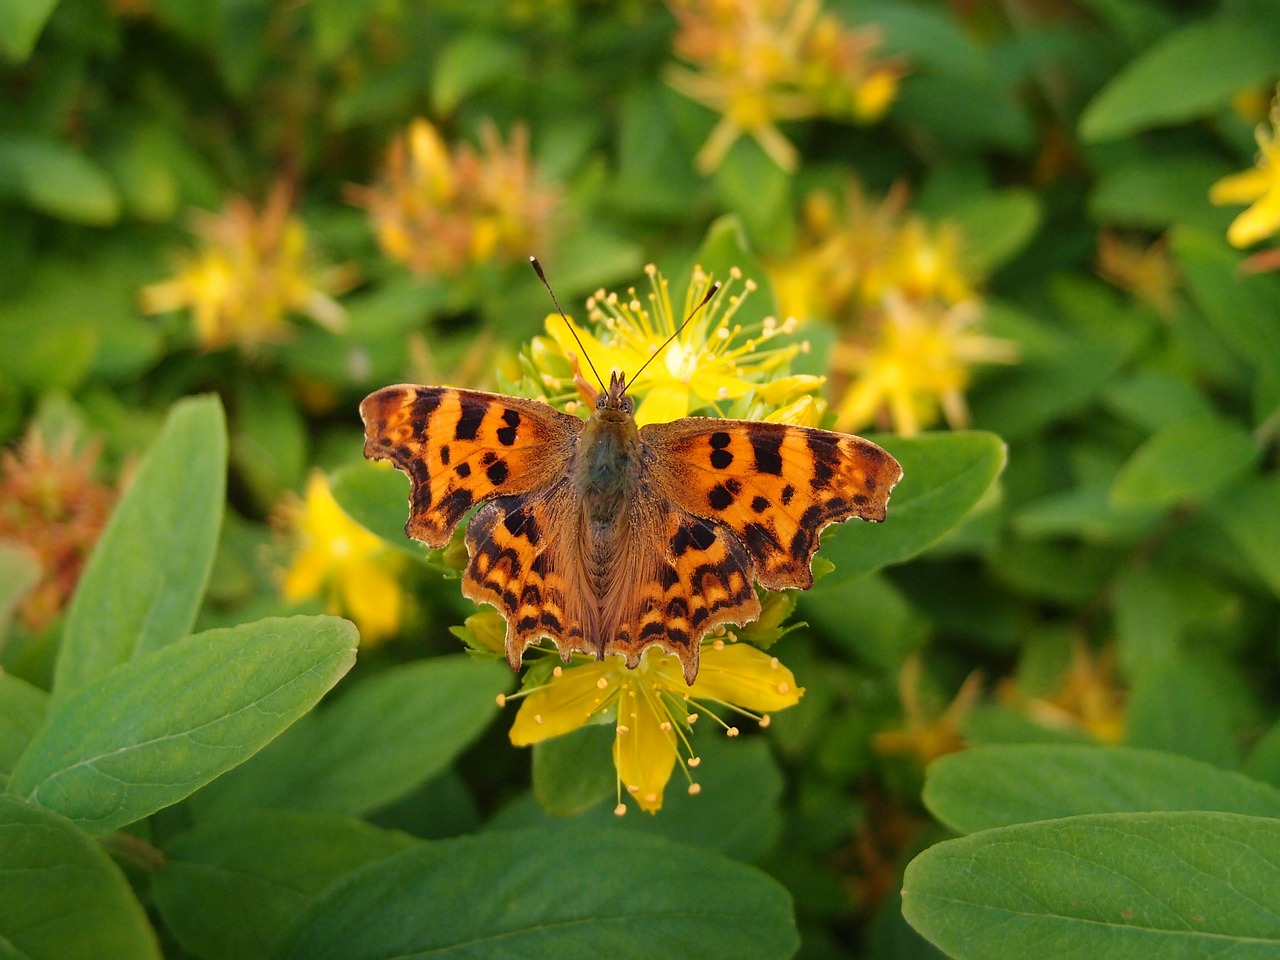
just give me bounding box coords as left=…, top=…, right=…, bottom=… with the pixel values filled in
left=0, top=795, right=161, bottom=959
left=0, top=541, right=40, bottom=644
left=193, top=654, right=510, bottom=818
left=925, top=745, right=1280, bottom=834
left=1124, top=657, right=1241, bottom=768
left=9, top=616, right=357, bottom=835
left=949, top=189, right=1041, bottom=275
left=153, top=810, right=416, bottom=960
left=231, top=380, right=307, bottom=508
left=432, top=32, right=524, bottom=114
left=504, top=735, right=785, bottom=862
left=690, top=214, right=780, bottom=326
left=0, top=671, right=47, bottom=784
left=903, top=812, right=1280, bottom=960
left=1210, top=475, right=1280, bottom=597
left=712, top=146, right=794, bottom=255
left=0, top=0, right=62, bottom=61
left=815, top=432, right=1006, bottom=586
left=532, top=722, right=616, bottom=816
left=1172, top=226, right=1280, bottom=374
left=53, top=395, right=227, bottom=700
left=1079, top=17, right=1280, bottom=142
left=330, top=461, right=431, bottom=558
left=1109, top=413, right=1258, bottom=511
left=0, top=136, right=120, bottom=225
left=275, top=828, right=799, bottom=960
left=1089, top=155, right=1234, bottom=233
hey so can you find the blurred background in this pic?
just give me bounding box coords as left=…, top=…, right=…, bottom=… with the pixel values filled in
left=3, top=0, right=1280, bottom=957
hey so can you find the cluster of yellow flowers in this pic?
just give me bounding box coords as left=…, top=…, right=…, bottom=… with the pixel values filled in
left=1211, top=86, right=1280, bottom=263
left=666, top=0, right=902, bottom=172
left=350, top=119, right=559, bottom=278
left=770, top=183, right=1016, bottom=435
left=140, top=183, right=349, bottom=353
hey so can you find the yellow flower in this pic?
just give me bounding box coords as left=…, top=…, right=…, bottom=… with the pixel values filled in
left=831, top=296, right=1016, bottom=435
left=350, top=118, right=559, bottom=277
left=873, top=655, right=982, bottom=766
left=997, top=639, right=1126, bottom=744
left=140, top=183, right=348, bottom=352
left=665, top=0, right=901, bottom=173
left=536, top=263, right=805, bottom=425
left=505, top=639, right=803, bottom=813
left=281, top=472, right=405, bottom=645
left=1096, top=231, right=1178, bottom=316
left=1210, top=89, right=1280, bottom=248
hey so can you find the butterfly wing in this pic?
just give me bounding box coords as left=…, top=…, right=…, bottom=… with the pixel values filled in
left=360, top=385, right=581, bottom=548
left=639, top=418, right=902, bottom=591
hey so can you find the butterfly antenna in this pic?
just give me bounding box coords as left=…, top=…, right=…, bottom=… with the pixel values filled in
left=530, top=256, right=606, bottom=393
left=628, top=279, right=721, bottom=385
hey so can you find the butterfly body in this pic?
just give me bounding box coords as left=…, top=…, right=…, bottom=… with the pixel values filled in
left=362, top=373, right=902, bottom=683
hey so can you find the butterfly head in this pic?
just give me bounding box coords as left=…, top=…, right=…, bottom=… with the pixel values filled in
left=595, top=369, right=635, bottom=422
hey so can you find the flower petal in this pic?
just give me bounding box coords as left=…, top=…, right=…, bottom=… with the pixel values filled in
left=509, top=659, right=618, bottom=746
left=1226, top=190, right=1280, bottom=248
left=340, top=557, right=403, bottom=643
left=691, top=642, right=804, bottom=713
left=1210, top=167, right=1272, bottom=206
left=613, top=678, right=679, bottom=813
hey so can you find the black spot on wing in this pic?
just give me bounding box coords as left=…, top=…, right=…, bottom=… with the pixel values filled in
left=440, top=445, right=451, bottom=465
left=456, top=462, right=471, bottom=478
left=436, top=487, right=474, bottom=526
left=486, top=459, right=509, bottom=486
left=781, top=484, right=795, bottom=505
left=750, top=430, right=784, bottom=476
left=413, top=391, right=442, bottom=420
left=709, top=432, right=731, bottom=449
left=742, top=521, right=782, bottom=558
left=497, top=408, right=520, bottom=446
left=710, top=449, right=733, bottom=469
left=751, top=495, right=770, bottom=513
left=708, top=484, right=736, bottom=511
left=454, top=401, right=486, bottom=441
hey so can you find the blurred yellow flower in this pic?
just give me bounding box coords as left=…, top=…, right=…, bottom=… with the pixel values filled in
left=1210, top=88, right=1280, bottom=248
left=140, top=184, right=348, bottom=352
left=505, top=639, right=803, bottom=813
left=535, top=263, right=807, bottom=425
left=665, top=0, right=902, bottom=173
left=281, top=471, right=405, bottom=645
left=769, top=182, right=1014, bottom=435
left=832, top=296, right=1016, bottom=435
left=874, top=655, right=982, bottom=766
left=997, top=639, right=1126, bottom=744
left=1096, top=231, right=1178, bottom=316
left=351, top=118, right=559, bottom=277
left=0, top=429, right=115, bottom=630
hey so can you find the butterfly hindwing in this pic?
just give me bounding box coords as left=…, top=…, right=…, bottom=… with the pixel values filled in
left=361, top=385, right=580, bottom=548
left=640, top=418, right=903, bottom=590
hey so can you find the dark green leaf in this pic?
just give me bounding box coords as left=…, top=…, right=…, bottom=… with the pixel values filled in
left=1124, top=658, right=1241, bottom=768
left=432, top=32, right=524, bottom=114
left=903, top=812, right=1280, bottom=959
left=193, top=655, right=510, bottom=818
left=949, top=190, right=1041, bottom=275
left=0, top=795, right=161, bottom=959
left=532, top=721, right=616, bottom=816
left=925, top=745, right=1280, bottom=834
left=275, top=829, right=799, bottom=960
left=815, top=432, right=1006, bottom=587
left=1110, top=414, right=1258, bottom=510
left=1079, top=17, right=1280, bottom=141
left=1210, top=475, right=1280, bottom=597
left=1089, top=155, right=1234, bottom=233
left=9, top=616, right=357, bottom=835
left=0, top=136, right=120, bottom=225
left=330, top=460, right=431, bottom=558
left=53, top=395, right=227, bottom=699
left=0, top=671, right=46, bottom=783
left=153, top=810, right=417, bottom=960
left=0, top=0, right=62, bottom=61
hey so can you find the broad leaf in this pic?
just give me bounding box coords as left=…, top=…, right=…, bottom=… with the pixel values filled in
left=9, top=616, right=357, bottom=834
left=1211, top=475, right=1280, bottom=598
left=813, top=432, right=1006, bottom=587
left=54, top=395, right=227, bottom=700
left=0, top=795, right=161, bottom=959
left=0, top=671, right=46, bottom=782
left=903, top=812, right=1280, bottom=960
left=275, top=828, right=799, bottom=960
left=193, top=654, right=509, bottom=818
left=1110, top=414, right=1258, bottom=511
left=1079, top=18, right=1280, bottom=142
left=925, top=745, right=1280, bottom=834
left=153, top=810, right=417, bottom=960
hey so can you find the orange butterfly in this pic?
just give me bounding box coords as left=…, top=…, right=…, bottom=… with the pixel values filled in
left=361, top=271, right=902, bottom=684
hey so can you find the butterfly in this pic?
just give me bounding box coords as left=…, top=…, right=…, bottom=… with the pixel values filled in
left=361, top=274, right=902, bottom=684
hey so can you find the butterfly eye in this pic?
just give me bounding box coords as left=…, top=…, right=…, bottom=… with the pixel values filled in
left=596, top=395, right=606, bottom=409
left=622, top=396, right=634, bottom=414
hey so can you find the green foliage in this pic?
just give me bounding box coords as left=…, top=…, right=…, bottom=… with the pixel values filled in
left=4, top=0, right=1280, bottom=956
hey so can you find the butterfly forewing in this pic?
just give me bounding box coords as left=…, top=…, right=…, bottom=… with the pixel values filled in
left=360, top=385, right=580, bottom=548
left=640, top=418, right=903, bottom=590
